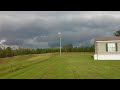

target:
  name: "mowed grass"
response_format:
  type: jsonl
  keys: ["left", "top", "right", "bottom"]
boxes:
{"left": 0, "top": 52, "right": 120, "bottom": 79}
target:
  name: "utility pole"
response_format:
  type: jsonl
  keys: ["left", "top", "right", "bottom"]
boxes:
{"left": 58, "top": 32, "right": 62, "bottom": 56}
{"left": 60, "top": 37, "right": 61, "bottom": 56}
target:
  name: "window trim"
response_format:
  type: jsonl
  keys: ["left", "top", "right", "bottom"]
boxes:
{"left": 106, "top": 43, "right": 118, "bottom": 52}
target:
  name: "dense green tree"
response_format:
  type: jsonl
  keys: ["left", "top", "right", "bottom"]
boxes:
{"left": 63, "top": 44, "right": 73, "bottom": 52}
{"left": 5, "top": 47, "right": 13, "bottom": 57}
{"left": 114, "top": 30, "right": 120, "bottom": 37}
{"left": 0, "top": 44, "right": 95, "bottom": 58}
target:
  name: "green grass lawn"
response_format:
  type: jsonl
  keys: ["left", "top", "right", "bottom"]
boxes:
{"left": 0, "top": 52, "right": 120, "bottom": 79}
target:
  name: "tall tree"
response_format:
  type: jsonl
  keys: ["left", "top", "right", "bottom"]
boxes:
{"left": 63, "top": 44, "right": 73, "bottom": 52}
{"left": 5, "top": 47, "right": 13, "bottom": 57}
{"left": 113, "top": 30, "right": 120, "bottom": 37}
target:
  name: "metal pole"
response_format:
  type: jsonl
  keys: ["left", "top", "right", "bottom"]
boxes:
{"left": 60, "top": 37, "right": 61, "bottom": 56}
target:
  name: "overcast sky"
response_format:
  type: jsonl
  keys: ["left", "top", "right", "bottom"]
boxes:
{"left": 0, "top": 11, "right": 120, "bottom": 48}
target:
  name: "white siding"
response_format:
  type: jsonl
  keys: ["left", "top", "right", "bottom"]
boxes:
{"left": 94, "top": 54, "right": 120, "bottom": 60}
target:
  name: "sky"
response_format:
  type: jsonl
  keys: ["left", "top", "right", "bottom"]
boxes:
{"left": 0, "top": 11, "right": 120, "bottom": 48}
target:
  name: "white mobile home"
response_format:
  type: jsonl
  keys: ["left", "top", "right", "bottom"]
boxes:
{"left": 94, "top": 36, "right": 120, "bottom": 60}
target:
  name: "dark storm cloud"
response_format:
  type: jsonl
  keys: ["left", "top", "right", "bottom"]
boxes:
{"left": 0, "top": 11, "right": 120, "bottom": 48}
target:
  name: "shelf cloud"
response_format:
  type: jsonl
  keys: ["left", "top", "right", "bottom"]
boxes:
{"left": 0, "top": 11, "right": 120, "bottom": 48}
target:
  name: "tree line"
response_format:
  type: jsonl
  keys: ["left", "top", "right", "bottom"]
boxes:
{"left": 0, "top": 29, "right": 120, "bottom": 58}
{"left": 0, "top": 44, "right": 94, "bottom": 58}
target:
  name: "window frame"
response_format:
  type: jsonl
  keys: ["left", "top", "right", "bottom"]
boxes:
{"left": 106, "top": 43, "right": 117, "bottom": 52}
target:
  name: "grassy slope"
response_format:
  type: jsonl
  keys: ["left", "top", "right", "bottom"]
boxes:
{"left": 0, "top": 52, "right": 120, "bottom": 79}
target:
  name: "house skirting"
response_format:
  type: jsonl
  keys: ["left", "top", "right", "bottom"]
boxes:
{"left": 94, "top": 54, "right": 120, "bottom": 60}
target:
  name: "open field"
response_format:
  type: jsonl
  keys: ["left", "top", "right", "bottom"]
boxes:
{"left": 0, "top": 52, "right": 120, "bottom": 79}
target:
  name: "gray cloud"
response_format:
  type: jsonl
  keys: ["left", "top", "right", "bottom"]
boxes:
{"left": 0, "top": 11, "right": 120, "bottom": 48}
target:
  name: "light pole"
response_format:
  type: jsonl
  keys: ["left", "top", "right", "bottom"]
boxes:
{"left": 58, "top": 32, "right": 62, "bottom": 56}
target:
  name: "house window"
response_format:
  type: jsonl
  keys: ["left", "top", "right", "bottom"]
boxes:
{"left": 106, "top": 43, "right": 117, "bottom": 52}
